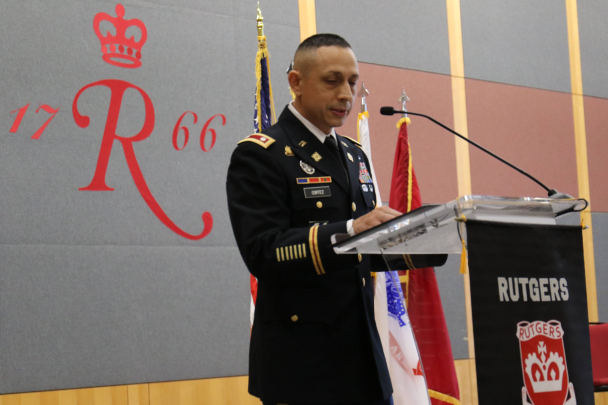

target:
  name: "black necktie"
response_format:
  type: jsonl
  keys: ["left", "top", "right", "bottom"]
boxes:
{"left": 325, "top": 135, "right": 341, "bottom": 160}
{"left": 325, "top": 135, "right": 350, "bottom": 185}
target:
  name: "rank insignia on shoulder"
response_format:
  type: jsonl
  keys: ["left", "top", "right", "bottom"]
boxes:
{"left": 342, "top": 136, "right": 362, "bottom": 147}
{"left": 285, "top": 146, "right": 295, "bottom": 156}
{"left": 296, "top": 177, "right": 331, "bottom": 184}
{"left": 311, "top": 152, "right": 322, "bottom": 162}
{"left": 300, "top": 160, "right": 315, "bottom": 175}
{"left": 237, "top": 134, "right": 275, "bottom": 148}
{"left": 299, "top": 140, "right": 307, "bottom": 147}
{"left": 341, "top": 141, "right": 348, "bottom": 148}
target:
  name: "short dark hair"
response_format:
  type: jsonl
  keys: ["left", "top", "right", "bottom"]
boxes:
{"left": 296, "top": 33, "right": 351, "bottom": 52}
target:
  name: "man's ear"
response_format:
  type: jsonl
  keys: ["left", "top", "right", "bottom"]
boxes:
{"left": 288, "top": 70, "right": 303, "bottom": 97}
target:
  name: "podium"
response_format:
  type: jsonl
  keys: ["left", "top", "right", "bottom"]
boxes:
{"left": 333, "top": 195, "right": 594, "bottom": 405}
{"left": 332, "top": 195, "right": 586, "bottom": 255}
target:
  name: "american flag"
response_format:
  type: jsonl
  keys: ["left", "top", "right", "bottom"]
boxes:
{"left": 250, "top": 28, "right": 275, "bottom": 326}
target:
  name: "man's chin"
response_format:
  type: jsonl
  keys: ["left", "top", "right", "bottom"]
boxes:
{"left": 328, "top": 116, "right": 348, "bottom": 129}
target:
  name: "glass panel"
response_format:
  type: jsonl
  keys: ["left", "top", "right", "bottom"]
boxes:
{"left": 332, "top": 195, "right": 585, "bottom": 255}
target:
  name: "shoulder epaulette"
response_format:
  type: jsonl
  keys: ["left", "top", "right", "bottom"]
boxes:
{"left": 342, "top": 136, "right": 362, "bottom": 148}
{"left": 237, "top": 133, "right": 275, "bottom": 149}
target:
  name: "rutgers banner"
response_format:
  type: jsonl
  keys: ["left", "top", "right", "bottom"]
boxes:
{"left": 466, "top": 220, "right": 594, "bottom": 405}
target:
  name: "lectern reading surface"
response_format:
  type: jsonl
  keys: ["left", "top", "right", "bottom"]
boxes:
{"left": 332, "top": 195, "right": 586, "bottom": 255}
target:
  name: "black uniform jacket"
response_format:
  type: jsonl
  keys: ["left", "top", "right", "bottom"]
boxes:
{"left": 226, "top": 107, "right": 446, "bottom": 404}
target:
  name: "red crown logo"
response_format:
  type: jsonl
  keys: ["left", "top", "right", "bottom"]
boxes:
{"left": 94, "top": 4, "right": 147, "bottom": 69}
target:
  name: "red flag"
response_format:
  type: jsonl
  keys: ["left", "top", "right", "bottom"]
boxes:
{"left": 389, "top": 118, "right": 460, "bottom": 405}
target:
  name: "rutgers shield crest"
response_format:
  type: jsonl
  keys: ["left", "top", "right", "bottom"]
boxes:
{"left": 517, "top": 320, "right": 577, "bottom": 405}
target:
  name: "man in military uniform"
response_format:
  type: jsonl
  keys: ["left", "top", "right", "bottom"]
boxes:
{"left": 226, "top": 34, "right": 446, "bottom": 405}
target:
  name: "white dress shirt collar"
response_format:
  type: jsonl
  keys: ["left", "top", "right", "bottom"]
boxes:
{"left": 288, "top": 102, "right": 337, "bottom": 143}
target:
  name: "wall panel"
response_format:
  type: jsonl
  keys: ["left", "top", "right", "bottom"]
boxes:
{"left": 0, "top": 245, "right": 249, "bottom": 393}
{"left": 578, "top": 0, "right": 608, "bottom": 99}
{"left": 316, "top": 0, "right": 450, "bottom": 75}
{"left": 0, "top": 0, "right": 300, "bottom": 394}
{"left": 584, "top": 96, "right": 608, "bottom": 213}
{"left": 590, "top": 213, "right": 608, "bottom": 322}
{"left": 341, "top": 63, "right": 457, "bottom": 204}
{"left": 461, "top": 0, "right": 571, "bottom": 93}
{"left": 466, "top": 79, "right": 578, "bottom": 198}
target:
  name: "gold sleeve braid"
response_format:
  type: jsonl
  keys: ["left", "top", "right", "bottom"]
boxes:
{"left": 276, "top": 244, "right": 308, "bottom": 263}
{"left": 309, "top": 225, "right": 325, "bottom": 275}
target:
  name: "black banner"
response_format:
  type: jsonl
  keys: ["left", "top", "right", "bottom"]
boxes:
{"left": 467, "top": 220, "right": 593, "bottom": 405}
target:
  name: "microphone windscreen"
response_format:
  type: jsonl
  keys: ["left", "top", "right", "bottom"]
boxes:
{"left": 380, "top": 107, "right": 395, "bottom": 116}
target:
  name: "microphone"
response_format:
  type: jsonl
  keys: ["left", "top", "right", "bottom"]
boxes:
{"left": 380, "top": 107, "right": 399, "bottom": 116}
{"left": 380, "top": 106, "right": 563, "bottom": 197}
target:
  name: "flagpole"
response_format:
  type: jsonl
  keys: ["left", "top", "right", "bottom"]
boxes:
{"left": 251, "top": 2, "right": 277, "bottom": 328}
{"left": 389, "top": 89, "right": 461, "bottom": 405}
{"left": 255, "top": 2, "right": 276, "bottom": 126}
{"left": 359, "top": 82, "right": 368, "bottom": 113}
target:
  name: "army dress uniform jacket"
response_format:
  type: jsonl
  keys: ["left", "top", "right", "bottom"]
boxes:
{"left": 226, "top": 107, "right": 446, "bottom": 404}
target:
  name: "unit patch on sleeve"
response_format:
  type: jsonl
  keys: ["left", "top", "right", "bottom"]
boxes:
{"left": 237, "top": 133, "right": 276, "bottom": 148}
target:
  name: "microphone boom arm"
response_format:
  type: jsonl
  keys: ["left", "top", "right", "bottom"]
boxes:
{"left": 398, "top": 110, "right": 556, "bottom": 196}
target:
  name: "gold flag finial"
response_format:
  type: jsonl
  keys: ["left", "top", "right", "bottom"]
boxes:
{"left": 257, "top": 2, "right": 264, "bottom": 37}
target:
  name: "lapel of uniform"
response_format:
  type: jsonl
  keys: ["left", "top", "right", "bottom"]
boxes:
{"left": 337, "top": 134, "right": 360, "bottom": 200}
{"left": 278, "top": 109, "right": 350, "bottom": 194}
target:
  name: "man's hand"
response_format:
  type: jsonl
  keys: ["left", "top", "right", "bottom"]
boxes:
{"left": 352, "top": 206, "right": 402, "bottom": 235}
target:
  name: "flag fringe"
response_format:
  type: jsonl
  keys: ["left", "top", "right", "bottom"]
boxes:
{"left": 396, "top": 116, "right": 411, "bottom": 129}
{"left": 458, "top": 215, "right": 468, "bottom": 274}
{"left": 357, "top": 111, "right": 369, "bottom": 142}
{"left": 255, "top": 36, "right": 276, "bottom": 128}
{"left": 428, "top": 389, "right": 462, "bottom": 405}
{"left": 407, "top": 141, "right": 413, "bottom": 213}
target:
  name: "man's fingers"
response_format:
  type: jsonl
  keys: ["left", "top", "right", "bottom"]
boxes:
{"left": 375, "top": 206, "right": 402, "bottom": 216}
{"left": 352, "top": 206, "right": 403, "bottom": 234}
{"left": 373, "top": 207, "right": 402, "bottom": 221}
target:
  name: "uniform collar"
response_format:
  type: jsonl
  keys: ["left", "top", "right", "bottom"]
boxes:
{"left": 288, "top": 102, "right": 337, "bottom": 144}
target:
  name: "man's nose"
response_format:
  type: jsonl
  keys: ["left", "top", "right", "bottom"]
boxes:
{"left": 337, "top": 82, "right": 354, "bottom": 101}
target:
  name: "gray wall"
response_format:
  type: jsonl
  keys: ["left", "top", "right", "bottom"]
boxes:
{"left": 2, "top": 0, "right": 607, "bottom": 394}
{"left": 0, "top": 0, "right": 298, "bottom": 394}
{"left": 316, "top": 0, "right": 451, "bottom": 75}
{"left": 436, "top": 255, "right": 468, "bottom": 360}
{"left": 579, "top": 0, "right": 608, "bottom": 98}
{"left": 460, "top": 0, "right": 571, "bottom": 93}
